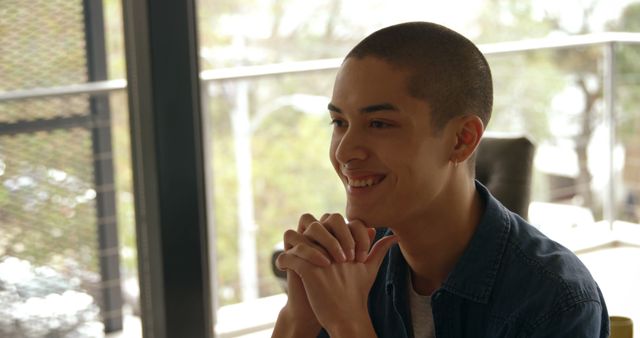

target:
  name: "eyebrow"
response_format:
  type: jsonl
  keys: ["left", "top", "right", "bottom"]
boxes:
{"left": 327, "top": 102, "right": 399, "bottom": 114}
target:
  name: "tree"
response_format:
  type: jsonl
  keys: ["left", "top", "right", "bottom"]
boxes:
{"left": 194, "top": 0, "right": 640, "bottom": 305}
{"left": 473, "top": 0, "right": 631, "bottom": 214}
{"left": 473, "top": 0, "right": 564, "bottom": 201}
{"left": 546, "top": 2, "right": 604, "bottom": 211}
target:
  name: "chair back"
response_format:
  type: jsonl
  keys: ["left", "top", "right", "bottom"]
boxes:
{"left": 475, "top": 135, "right": 535, "bottom": 219}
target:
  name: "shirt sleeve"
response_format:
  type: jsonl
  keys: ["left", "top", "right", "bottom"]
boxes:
{"left": 530, "top": 300, "right": 609, "bottom": 338}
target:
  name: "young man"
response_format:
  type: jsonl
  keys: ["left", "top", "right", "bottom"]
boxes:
{"left": 272, "top": 22, "right": 609, "bottom": 338}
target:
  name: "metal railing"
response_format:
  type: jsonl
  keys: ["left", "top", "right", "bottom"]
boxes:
{"left": 0, "top": 32, "right": 640, "bottom": 103}
{"left": 2, "top": 32, "right": 639, "bottom": 102}
{"left": 2, "top": 32, "right": 640, "bottom": 228}
{"left": 0, "top": 79, "right": 127, "bottom": 102}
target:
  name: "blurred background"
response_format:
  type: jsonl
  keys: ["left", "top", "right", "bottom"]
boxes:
{"left": 1, "top": 0, "right": 640, "bottom": 337}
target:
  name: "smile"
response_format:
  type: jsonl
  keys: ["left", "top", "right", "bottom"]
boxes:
{"left": 347, "top": 175, "right": 386, "bottom": 188}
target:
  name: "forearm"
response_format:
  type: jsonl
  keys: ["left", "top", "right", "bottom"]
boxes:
{"left": 271, "top": 306, "right": 322, "bottom": 338}
{"left": 327, "top": 328, "right": 377, "bottom": 338}
{"left": 324, "top": 314, "right": 378, "bottom": 338}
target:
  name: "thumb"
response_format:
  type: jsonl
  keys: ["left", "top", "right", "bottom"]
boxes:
{"left": 366, "top": 228, "right": 376, "bottom": 249}
{"left": 364, "top": 235, "right": 398, "bottom": 273}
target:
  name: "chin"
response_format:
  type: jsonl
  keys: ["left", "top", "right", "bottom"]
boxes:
{"left": 345, "top": 207, "right": 387, "bottom": 228}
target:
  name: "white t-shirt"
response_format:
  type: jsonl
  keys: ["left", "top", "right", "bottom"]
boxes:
{"left": 408, "top": 273, "right": 436, "bottom": 338}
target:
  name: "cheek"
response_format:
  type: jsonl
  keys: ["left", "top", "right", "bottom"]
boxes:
{"left": 394, "top": 152, "right": 439, "bottom": 190}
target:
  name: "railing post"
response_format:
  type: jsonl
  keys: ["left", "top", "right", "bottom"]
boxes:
{"left": 603, "top": 41, "right": 617, "bottom": 230}
{"left": 123, "top": 0, "right": 213, "bottom": 336}
{"left": 83, "top": 0, "right": 123, "bottom": 332}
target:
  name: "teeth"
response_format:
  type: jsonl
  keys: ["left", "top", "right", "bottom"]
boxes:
{"left": 349, "top": 177, "right": 381, "bottom": 188}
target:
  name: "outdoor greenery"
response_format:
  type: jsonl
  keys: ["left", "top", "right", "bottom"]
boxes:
{"left": 192, "top": 0, "right": 640, "bottom": 306}
{"left": 0, "top": 0, "right": 100, "bottom": 283}
{"left": 1, "top": 0, "right": 638, "bottom": 314}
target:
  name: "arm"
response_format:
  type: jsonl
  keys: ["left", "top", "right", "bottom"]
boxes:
{"left": 530, "top": 301, "right": 609, "bottom": 338}
{"left": 272, "top": 214, "right": 329, "bottom": 338}
{"left": 273, "top": 213, "right": 395, "bottom": 337}
{"left": 272, "top": 277, "right": 322, "bottom": 338}
{"left": 272, "top": 213, "right": 374, "bottom": 338}
{"left": 277, "top": 231, "right": 398, "bottom": 338}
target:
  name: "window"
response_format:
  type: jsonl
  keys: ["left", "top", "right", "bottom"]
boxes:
{"left": 194, "top": 1, "right": 640, "bottom": 336}
{"left": 0, "top": 0, "right": 136, "bottom": 337}
{"left": 2, "top": 1, "right": 639, "bottom": 337}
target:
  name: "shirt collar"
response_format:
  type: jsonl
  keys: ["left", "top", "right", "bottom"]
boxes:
{"left": 440, "top": 180, "right": 511, "bottom": 303}
{"left": 384, "top": 240, "right": 407, "bottom": 296}
{"left": 383, "top": 180, "right": 512, "bottom": 304}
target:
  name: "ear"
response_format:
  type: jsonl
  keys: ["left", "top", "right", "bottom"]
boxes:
{"left": 450, "top": 115, "right": 484, "bottom": 165}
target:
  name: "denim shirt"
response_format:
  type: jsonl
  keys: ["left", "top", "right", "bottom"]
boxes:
{"left": 319, "top": 181, "right": 609, "bottom": 337}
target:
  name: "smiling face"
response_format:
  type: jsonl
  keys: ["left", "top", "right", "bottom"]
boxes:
{"left": 329, "top": 56, "right": 455, "bottom": 228}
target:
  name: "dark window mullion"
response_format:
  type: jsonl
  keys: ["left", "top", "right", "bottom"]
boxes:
{"left": 122, "top": 0, "right": 213, "bottom": 337}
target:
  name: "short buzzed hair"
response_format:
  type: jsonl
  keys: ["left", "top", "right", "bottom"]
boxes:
{"left": 346, "top": 22, "right": 493, "bottom": 132}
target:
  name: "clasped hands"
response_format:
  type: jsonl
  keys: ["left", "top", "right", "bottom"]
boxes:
{"left": 274, "top": 213, "right": 398, "bottom": 337}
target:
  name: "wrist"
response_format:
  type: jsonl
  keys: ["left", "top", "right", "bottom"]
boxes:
{"left": 325, "top": 315, "right": 376, "bottom": 338}
{"left": 272, "top": 305, "right": 321, "bottom": 338}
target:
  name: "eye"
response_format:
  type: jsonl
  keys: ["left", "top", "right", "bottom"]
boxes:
{"left": 370, "top": 120, "right": 392, "bottom": 129}
{"left": 330, "top": 118, "right": 347, "bottom": 128}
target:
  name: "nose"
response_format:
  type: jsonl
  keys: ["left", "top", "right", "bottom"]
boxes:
{"left": 333, "top": 126, "right": 368, "bottom": 166}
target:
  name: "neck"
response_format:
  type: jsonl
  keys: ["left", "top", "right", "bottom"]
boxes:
{"left": 393, "top": 177, "right": 483, "bottom": 296}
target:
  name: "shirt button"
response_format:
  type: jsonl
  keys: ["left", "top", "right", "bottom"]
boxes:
{"left": 432, "top": 291, "right": 441, "bottom": 301}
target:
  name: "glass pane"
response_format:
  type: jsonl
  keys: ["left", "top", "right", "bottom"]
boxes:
{"left": 203, "top": 71, "right": 344, "bottom": 335}
{"left": 106, "top": 90, "right": 142, "bottom": 338}
{"left": 0, "top": 0, "right": 140, "bottom": 337}
{"left": 486, "top": 46, "right": 612, "bottom": 245}
{"left": 486, "top": 43, "right": 640, "bottom": 329}
{"left": 0, "top": 123, "right": 104, "bottom": 337}
{"left": 196, "top": 1, "right": 640, "bottom": 336}
{"left": 617, "top": 43, "right": 640, "bottom": 225}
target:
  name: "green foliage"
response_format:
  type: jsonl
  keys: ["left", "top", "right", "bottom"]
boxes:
{"left": 486, "top": 51, "right": 562, "bottom": 141}
{"left": 9, "top": 0, "right": 635, "bottom": 310}
{"left": 199, "top": 0, "right": 640, "bottom": 305}
{"left": 474, "top": 0, "right": 555, "bottom": 43}
{"left": 207, "top": 72, "right": 345, "bottom": 304}
{"left": 253, "top": 113, "right": 345, "bottom": 297}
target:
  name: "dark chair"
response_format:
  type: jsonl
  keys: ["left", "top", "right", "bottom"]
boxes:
{"left": 475, "top": 134, "right": 535, "bottom": 220}
{"left": 271, "top": 135, "right": 536, "bottom": 285}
